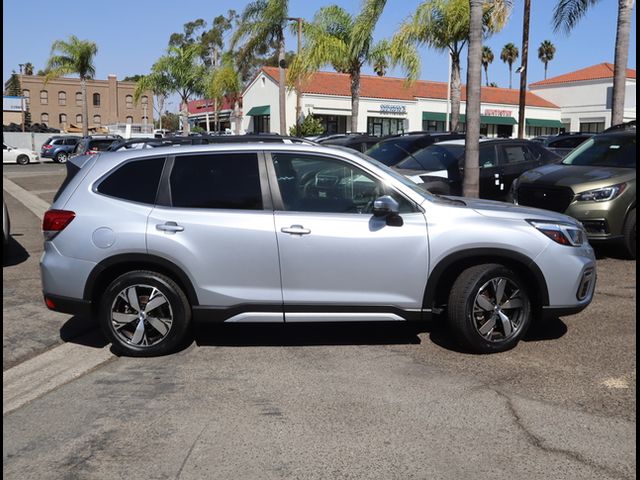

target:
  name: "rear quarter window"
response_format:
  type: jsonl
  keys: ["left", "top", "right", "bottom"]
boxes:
{"left": 97, "top": 157, "right": 165, "bottom": 204}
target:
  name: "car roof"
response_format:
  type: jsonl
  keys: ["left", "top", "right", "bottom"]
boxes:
{"left": 430, "top": 138, "right": 504, "bottom": 146}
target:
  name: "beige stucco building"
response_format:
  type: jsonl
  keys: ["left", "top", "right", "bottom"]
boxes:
{"left": 14, "top": 74, "right": 151, "bottom": 130}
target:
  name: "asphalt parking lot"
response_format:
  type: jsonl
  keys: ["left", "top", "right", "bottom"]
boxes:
{"left": 3, "top": 162, "right": 636, "bottom": 480}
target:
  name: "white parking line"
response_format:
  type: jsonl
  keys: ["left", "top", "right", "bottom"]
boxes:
{"left": 3, "top": 336, "right": 115, "bottom": 415}
{"left": 2, "top": 176, "right": 51, "bottom": 219}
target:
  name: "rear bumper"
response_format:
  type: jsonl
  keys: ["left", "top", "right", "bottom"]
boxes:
{"left": 43, "top": 293, "right": 91, "bottom": 316}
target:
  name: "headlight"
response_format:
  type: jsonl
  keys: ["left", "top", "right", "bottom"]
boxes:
{"left": 576, "top": 183, "right": 626, "bottom": 202}
{"left": 527, "top": 219, "right": 586, "bottom": 247}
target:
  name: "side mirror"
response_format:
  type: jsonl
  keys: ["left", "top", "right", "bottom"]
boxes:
{"left": 372, "top": 195, "right": 400, "bottom": 217}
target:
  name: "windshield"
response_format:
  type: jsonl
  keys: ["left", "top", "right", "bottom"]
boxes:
{"left": 396, "top": 144, "right": 464, "bottom": 171}
{"left": 365, "top": 138, "right": 418, "bottom": 166}
{"left": 561, "top": 135, "right": 636, "bottom": 168}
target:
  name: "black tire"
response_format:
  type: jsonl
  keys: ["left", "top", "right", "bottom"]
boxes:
{"left": 622, "top": 209, "right": 636, "bottom": 259}
{"left": 99, "top": 270, "right": 192, "bottom": 357}
{"left": 16, "top": 155, "right": 29, "bottom": 165}
{"left": 55, "top": 152, "right": 68, "bottom": 163}
{"left": 448, "top": 264, "right": 532, "bottom": 353}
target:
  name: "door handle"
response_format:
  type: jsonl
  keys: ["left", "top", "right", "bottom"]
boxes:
{"left": 156, "top": 221, "right": 184, "bottom": 233}
{"left": 281, "top": 225, "right": 311, "bottom": 235}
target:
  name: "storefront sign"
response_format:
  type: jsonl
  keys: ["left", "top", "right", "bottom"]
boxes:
{"left": 483, "top": 109, "right": 512, "bottom": 117}
{"left": 380, "top": 104, "right": 407, "bottom": 115}
{"left": 3, "top": 96, "right": 24, "bottom": 112}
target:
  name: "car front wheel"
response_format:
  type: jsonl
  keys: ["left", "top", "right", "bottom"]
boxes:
{"left": 622, "top": 209, "right": 635, "bottom": 259}
{"left": 448, "top": 264, "right": 532, "bottom": 353}
{"left": 99, "top": 271, "right": 192, "bottom": 357}
{"left": 16, "top": 155, "right": 29, "bottom": 165}
{"left": 55, "top": 152, "right": 68, "bottom": 163}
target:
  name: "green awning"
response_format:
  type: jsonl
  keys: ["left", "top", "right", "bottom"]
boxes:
{"left": 480, "top": 115, "right": 517, "bottom": 125}
{"left": 246, "top": 105, "right": 270, "bottom": 116}
{"left": 422, "top": 112, "right": 447, "bottom": 121}
{"left": 526, "top": 118, "right": 563, "bottom": 128}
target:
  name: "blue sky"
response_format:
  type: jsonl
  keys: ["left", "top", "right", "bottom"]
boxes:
{"left": 3, "top": 0, "right": 636, "bottom": 112}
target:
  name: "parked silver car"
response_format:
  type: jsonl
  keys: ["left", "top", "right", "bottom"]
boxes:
{"left": 41, "top": 144, "right": 596, "bottom": 356}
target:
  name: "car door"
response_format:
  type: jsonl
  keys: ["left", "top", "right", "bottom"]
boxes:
{"left": 146, "top": 151, "right": 284, "bottom": 321}
{"left": 477, "top": 144, "right": 503, "bottom": 200}
{"left": 268, "top": 151, "right": 429, "bottom": 321}
{"left": 496, "top": 142, "right": 537, "bottom": 200}
{"left": 3, "top": 144, "right": 17, "bottom": 163}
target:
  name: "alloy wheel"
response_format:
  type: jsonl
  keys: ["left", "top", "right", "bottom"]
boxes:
{"left": 472, "top": 277, "right": 527, "bottom": 343}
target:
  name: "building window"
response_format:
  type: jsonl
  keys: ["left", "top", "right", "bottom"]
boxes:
{"left": 315, "top": 115, "right": 347, "bottom": 135}
{"left": 76, "top": 114, "right": 83, "bottom": 124}
{"left": 58, "top": 91, "right": 66, "bottom": 106}
{"left": 126, "top": 116, "right": 133, "bottom": 124}
{"left": 93, "top": 93, "right": 101, "bottom": 107}
{"left": 126, "top": 95, "right": 133, "bottom": 109}
{"left": 367, "top": 117, "right": 405, "bottom": 136}
{"left": 253, "top": 115, "right": 270, "bottom": 133}
{"left": 41, "top": 113, "right": 49, "bottom": 124}
{"left": 422, "top": 120, "right": 445, "bottom": 132}
{"left": 40, "top": 90, "right": 48, "bottom": 105}
{"left": 59, "top": 114, "right": 67, "bottom": 125}
{"left": 93, "top": 115, "right": 101, "bottom": 126}
{"left": 76, "top": 92, "right": 83, "bottom": 106}
{"left": 579, "top": 121, "right": 605, "bottom": 134}
{"left": 141, "top": 95, "right": 148, "bottom": 105}
{"left": 22, "top": 89, "right": 30, "bottom": 106}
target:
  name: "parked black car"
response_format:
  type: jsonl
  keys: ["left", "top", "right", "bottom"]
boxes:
{"left": 40, "top": 136, "right": 80, "bottom": 163}
{"left": 365, "top": 131, "right": 466, "bottom": 167}
{"left": 544, "top": 133, "right": 594, "bottom": 158}
{"left": 317, "top": 133, "right": 380, "bottom": 153}
{"left": 392, "top": 138, "right": 561, "bottom": 200}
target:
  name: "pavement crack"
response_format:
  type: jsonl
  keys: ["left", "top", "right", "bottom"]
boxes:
{"left": 493, "top": 388, "right": 632, "bottom": 480}
{"left": 175, "top": 423, "right": 208, "bottom": 480}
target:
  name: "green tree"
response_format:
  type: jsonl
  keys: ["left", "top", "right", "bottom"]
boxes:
{"left": 553, "top": 0, "right": 634, "bottom": 126}
{"left": 481, "top": 45, "right": 494, "bottom": 86}
{"left": 500, "top": 42, "right": 519, "bottom": 89}
{"left": 232, "top": 0, "right": 291, "bottom": 134}
{"left": 5, "top": 72, "right": 21, "bottom": 96}
{"left": 537, "top": 40, "right": 556, "bottom": 79}
{"left": 391, "top": 0, "right": 511, "bottom": 131}
{"left": 145, "top": 44, "right": 207, "bottom": 135}
{"left": 44, "top": 35, "right": 98, "bottom": 137}
{"left": 206, "top": 53, "right": 243, "bottom": 134}
{"left": 123, "top": 74, "right": 145, "bottom": 82}
{"left": 288, "top": 112, "right": 324, "bottom": 136}
{"left": 290, "top": 0, "right": 401, "bottom": 132}
{"left": 134, "top": 70, "right": 172, "bottom": 131}
{"left": 158, "top": 111, "right": 180, "bottom": 131}
{"left": 464, "top": 0, "right": 485, "bottom": 198}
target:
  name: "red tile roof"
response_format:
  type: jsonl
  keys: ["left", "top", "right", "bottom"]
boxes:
{"left": 261, "top": 66, "right": 558, "bottom": 108}
{"left": 530, "top": 62, "right": 636, "bottom": 87}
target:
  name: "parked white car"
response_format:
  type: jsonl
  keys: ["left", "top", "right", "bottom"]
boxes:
{"left": 3, "top": 143, "right": 39, "bottom": 165}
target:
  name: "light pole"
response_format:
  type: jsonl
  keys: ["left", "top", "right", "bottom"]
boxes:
{"left": 287, "top": 17, "right": 303, "bottom": 136}
{"left": 18, "top": 64, "right": 25, "bottom": 131}
{"left": 517, "top": 0, "right": 531, "bottom": 139}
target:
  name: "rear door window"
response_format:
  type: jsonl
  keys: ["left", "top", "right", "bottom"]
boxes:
{"left": 97, "top": 157, "right": 165, "bottom": 204}
{"left": 170, "top": 153, "right": 263, "bottom": 210}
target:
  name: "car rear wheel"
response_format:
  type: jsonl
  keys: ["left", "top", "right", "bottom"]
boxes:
{"left": 99, "top": 271, "right": 192, "bottom": 357}
{"left": 55, "top": 152, "right": 68, "bottom": 163}
{"left": 622, "top": 209, "right": 636, "bottom": 259}
{"left": 448, "top": 264, "right": 532, "bottom": 353}
{"left": 16, "top": 155, "right": 29, "bottom": 165}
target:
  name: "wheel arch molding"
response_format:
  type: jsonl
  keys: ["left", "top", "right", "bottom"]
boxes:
{"left": 423, "top": 248, "right": 549, "bottom": 311}
{"left": 83, "top": 253, "right": 199, "bottom": 307}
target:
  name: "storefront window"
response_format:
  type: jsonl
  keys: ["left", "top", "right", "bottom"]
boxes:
{"left": 422, "top": 120, "right": 445, "bottom": 132}
{"left": 254, "top": 115, "right": 270, "bottom": 133}
{"left": 579, "top": 122, "right": 605, "bottom": 134}
{"left": 315, "top": 115, "right": 347, "bottom": 135}
{"left": 367, "top": 117, "right": 405, "bottom": 136}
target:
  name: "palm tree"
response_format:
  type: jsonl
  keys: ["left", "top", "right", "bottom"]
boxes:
{"left": 500, "top": 42, "right": 519, "bottom": 89}
{"left": 289, "top": 0, "right": 396, "bottom": 132}
{"left": 23, "top": 63, "right": 34, "bottom": 75}
{"left": 207, "top": 53, "right": 243, "bottom": 134}
{"left": 464, "top": 0, "right": 484, "bottom": 198}
{"left": 553, "top": 0, "right": 634, "bottom": 126}
{"left": 45, "top": 36, "right": 98, "bottom": 137}
{"left": 391, "top": 0, "right": 511, "bottom": 132}
{"left": 481, "top": 46, "right": 494, "bottom": 86}
{"left": 233, "top": 0, "right": 290, "bottom": 134}
{"left": 147, "top": 44, "right": 207, "bottom": 135}
{"left": 537, "top": 40, "right": 556, "bottom": 79}
{"left": 134, "top": 71, "right": 172, "bottom": 131}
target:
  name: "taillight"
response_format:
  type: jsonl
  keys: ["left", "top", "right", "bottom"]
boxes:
{"left": 43, "top": 210, "right": 75, "bottom": 240}
{"left": 43, "top": 145, "right": 54, "bottom": 149}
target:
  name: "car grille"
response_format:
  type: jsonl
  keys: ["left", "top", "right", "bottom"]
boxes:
{"left": 516, "top": 185, "right": 575, "bottom": 213}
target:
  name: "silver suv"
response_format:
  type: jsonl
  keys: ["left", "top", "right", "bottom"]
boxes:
{"left": 41, "top": 144, "right": 596, "bottom": 356}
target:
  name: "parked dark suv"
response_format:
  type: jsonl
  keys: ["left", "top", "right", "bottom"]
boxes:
{"left": 317, "top": 133, "right": 380, "bottom": 153}
{"left": 392, "top": 138, "right": 560, "bottom": 200}
{"left": 545, "top": 133, "right": 594, "bottom": 158}
{"left": 40, "top": 136, "right": 80, "bottom": 163}
{"left": 71, "top": 135, "right": 122, "bottom": 157}
{"left": 365, "top": 132, "right": 466, "bottom": 167}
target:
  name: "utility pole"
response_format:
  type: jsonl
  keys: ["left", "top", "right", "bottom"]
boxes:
{"left": 212, "top": 47, "right": 219, "bottom": 133}
{"left": 18, "top": 64, "right": 25, "bottom": 132}
{"left": 517, "top": 0, "right": 531, "bottom": 139}
{"left": 288, "top": 17, "right": 303, "bottom": 136}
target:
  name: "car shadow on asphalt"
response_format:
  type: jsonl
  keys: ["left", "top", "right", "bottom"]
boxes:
{"left": 593, "top": 244, "right": 634, "bottom": 260}
{"left": 2, "top": 235, "right": 29, "bottom": 267}
{"left": 59, "top": 315, "right": 108, "bottom": 348}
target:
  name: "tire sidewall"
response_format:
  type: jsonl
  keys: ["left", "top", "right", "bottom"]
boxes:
{"left": 56, "top": 152, "right": 68, "bottom": 163}
{"left": 16, "top": 155, "right": 29, "bottom": 165}
{"left": 459, "top": 265, "right": 532, "bottom": 353}
{"left": 99, "top": 271, "right": 191, "bottom": 357}
{"left": 623, "top": 209, "right": 636, "bottom": 259}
